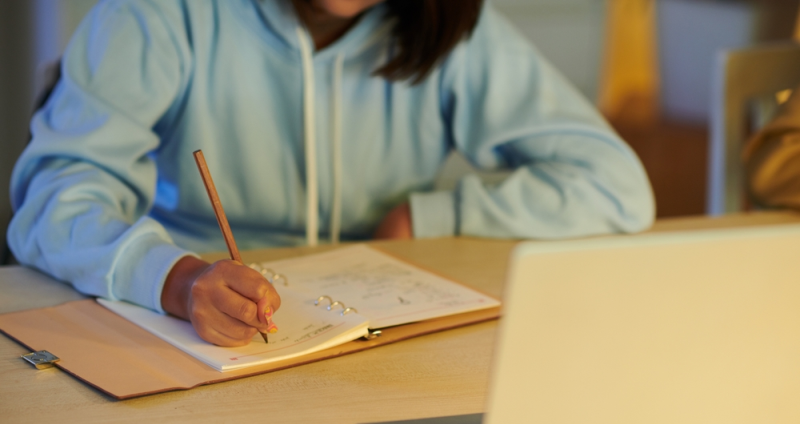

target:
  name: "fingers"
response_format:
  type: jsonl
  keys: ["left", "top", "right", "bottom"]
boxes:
{"left": 213, "top": 285, "right": 266, "bottom": 329}
{"left": 220, "top": 261, "right": 281, "bottom": 323}
{"left": 218, "top": 261, "right": 282, "bottom": 313}
{"left": 224, "top": 263, "right": 273, "bottom": 301}
{"left": 187, "top": 259, "right": 283, "bottom": 347}
{"left": 189, "top": 295, "right": 262, "bottom": 346}
{"left": 194, "top": 315, "right": 258, "bottom": 347}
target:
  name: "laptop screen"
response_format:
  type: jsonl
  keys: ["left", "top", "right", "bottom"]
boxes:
{"left": 485, "top": 224, "right": 800, "bottom": 423}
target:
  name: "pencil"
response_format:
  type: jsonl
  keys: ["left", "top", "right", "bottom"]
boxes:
{"left": 193, "top": 149, "right": 270, "bottom": 344}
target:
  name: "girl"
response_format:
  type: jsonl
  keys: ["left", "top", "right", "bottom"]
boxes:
{"left": 8, "top": 0, "right": 655, "bottom": 346}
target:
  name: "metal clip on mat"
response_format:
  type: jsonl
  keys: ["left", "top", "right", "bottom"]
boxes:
{"left": 21, "top": 350, "right": 60, "bottom": 369}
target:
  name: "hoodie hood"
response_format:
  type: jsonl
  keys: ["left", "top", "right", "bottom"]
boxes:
{"left": 253, "top": 0, "right": 393, "bottom": 60}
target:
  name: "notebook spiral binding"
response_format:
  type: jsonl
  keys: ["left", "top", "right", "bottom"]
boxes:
{"left": 314, "top": 296, "right": 381, "bottom": 340}
{"left": 249, "top": 263, "right": 289, "bottom": 286}
{"left": 314, "top": 295, "right": 358, "bottom": 316}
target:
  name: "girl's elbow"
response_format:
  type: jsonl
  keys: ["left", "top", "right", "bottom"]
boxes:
{"left": 618, "top": 181, "right": 656, "bottom": 234}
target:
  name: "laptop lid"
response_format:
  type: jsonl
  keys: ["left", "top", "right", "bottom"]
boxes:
{"left": 485, "top": 224, "right": 800, "bottom": 424}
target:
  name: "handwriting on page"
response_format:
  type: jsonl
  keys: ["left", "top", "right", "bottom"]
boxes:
{"left": 313, "top": 262, "right": 461, "bottom": 304}
{"left": 295, "top": 324, "right": 334, "bottom": 343}
{"left": 262, "top": 245, "right": 499, "bottom": 329}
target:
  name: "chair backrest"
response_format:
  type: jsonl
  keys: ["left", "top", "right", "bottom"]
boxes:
{"left": 708, "top": 42, "right": 800, "bottom": 215}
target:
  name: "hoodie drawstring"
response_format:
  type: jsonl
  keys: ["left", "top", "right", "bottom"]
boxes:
{"left": 296, "top": 28, "right": 344, "bottom": 246}
{"left": 296, "top": 28, "right": 319, "bottom": 247}
{"left": 330, "top": 54, "right": 344, "bottom": 245}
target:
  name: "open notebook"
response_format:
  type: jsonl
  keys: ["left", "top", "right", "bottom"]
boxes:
{"left": 99, "top": 245, "right": 500, "bottom": 372}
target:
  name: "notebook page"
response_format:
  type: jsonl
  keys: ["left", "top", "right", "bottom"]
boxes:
{"left": 258, "top": 245, "right": 501, "bottom": 328}
{"left": 98, "top": 287, "right": 369, "bottom": 372}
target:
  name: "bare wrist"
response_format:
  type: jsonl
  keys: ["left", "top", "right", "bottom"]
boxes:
{"left": 161, "top": 256, "right": 210, "bottom": 319}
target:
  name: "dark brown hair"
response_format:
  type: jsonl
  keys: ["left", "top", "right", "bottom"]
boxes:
{"left": 377, "top": 0, "right": 484, "bottom": 84}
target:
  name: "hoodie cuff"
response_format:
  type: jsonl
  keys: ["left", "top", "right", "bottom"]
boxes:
{"left": 112, "top": 236, "right": 198, "bottom": 314}
{"left": 410, "top": 191, "right": 458, "bottom": 238}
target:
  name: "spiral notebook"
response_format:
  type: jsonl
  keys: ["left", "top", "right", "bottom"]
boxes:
{"left": 99, "top": 245, "right": 500, "bottom": 372}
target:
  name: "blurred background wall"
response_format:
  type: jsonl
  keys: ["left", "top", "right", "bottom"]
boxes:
{"left": 0, "top": 1, "right": 35, "bottom": 257}
{"left": 494, "top": 0, "right": 607, "bottom": 102}
{"left": 657, "top": 0, "right": 799, "bottom": 123}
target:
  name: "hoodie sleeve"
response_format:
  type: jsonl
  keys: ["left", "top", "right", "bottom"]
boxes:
{"left": 7, "top": 0, "right": 194, "bottom": 312}
{"left": 410, "top": 6, "right": 655, "bottom": 240}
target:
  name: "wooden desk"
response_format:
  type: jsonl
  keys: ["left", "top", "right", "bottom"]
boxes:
{"left": 2, "top": 212, "right": 799, "bottom": 423}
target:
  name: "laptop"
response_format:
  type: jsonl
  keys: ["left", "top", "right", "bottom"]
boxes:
{"left": 373, "top": 224, "right": 800, "bottom": 424}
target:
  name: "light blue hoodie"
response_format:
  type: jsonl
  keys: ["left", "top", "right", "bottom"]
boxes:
{"left": 9, "top": 0, "right": 655, "bottom": 312}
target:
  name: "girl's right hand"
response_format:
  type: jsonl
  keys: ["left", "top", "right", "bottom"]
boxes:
{"left": 161, "top": 256, "right": 281, "bottom": 346}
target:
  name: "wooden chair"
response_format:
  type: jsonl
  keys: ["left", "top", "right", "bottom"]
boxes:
{"left": 707, "top": 42, "right": 800, "bottom": 215}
